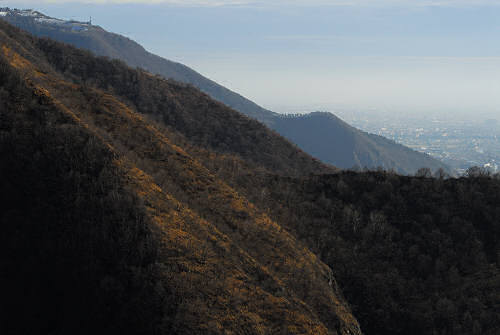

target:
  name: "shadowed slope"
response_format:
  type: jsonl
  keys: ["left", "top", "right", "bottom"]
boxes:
{"left": 0, "top": 20, "right": 360, "bottom": 335}
{"left": 220, "top": 170, "right": 500, "bottom": 335}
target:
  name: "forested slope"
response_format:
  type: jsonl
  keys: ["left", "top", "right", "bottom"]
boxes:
{"left": 0, "top": 20, "right": 358, "bottom": 335}
{"left": 2, "top": 16, "right": 500, "bottom": 335}
{"left": 2, "top": 10, "right": 277, "bottom": 124}
{"left": 223, "top": 170, "right": 500, "bottom": 335}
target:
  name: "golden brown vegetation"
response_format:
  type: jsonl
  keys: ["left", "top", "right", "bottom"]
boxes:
{"left": 0, "top": 20, "right": 359, "bottom": 335}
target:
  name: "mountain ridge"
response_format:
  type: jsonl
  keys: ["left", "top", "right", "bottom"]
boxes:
{"left": 0, "top": 7, "right": 278, "bottom": 124}
{"left": 0, "top": 18, "right": 359, "bottom": 334}
{"left": 1, "top": 7, "right": 452, "bottom": 175}
{"left": 273, "top": 112, "right": 451, "bottom": 174}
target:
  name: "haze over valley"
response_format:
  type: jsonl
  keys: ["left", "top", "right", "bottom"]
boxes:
{"left": 9, "top": 0, "right": 500, "bottom": 120}
{"left": 8, "top": 0, "right": 500, "bottom": 174}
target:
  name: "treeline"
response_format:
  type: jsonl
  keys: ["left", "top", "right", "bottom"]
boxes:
{"left": 32, "top": 36, "right": 331, "bottom": 176}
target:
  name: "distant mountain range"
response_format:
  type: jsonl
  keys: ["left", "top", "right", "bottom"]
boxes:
{"left": 1, "top": 8, "right": 452, "bottom": 175}
{"left": 273, "top": 112, "right": 451, "bottom": 174}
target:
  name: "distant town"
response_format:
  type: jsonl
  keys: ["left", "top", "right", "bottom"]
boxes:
{"left": 278, "top": 106, "right": 500, "bottom": 175}
{"left": 343, "top": 113, "right": 500, "bottom": 175}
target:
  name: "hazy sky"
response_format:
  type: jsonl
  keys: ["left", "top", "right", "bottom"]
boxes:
{"left": 5, "top": 0, "right": 500, "bottom": 118}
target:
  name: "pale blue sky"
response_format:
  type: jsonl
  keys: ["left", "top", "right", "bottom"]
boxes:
{"left": 5, "top": 0, "right": 500, "bottom": 118}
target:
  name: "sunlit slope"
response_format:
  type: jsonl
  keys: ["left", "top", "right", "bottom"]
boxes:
{"left": 2, "top": 10, "right": 277, "bottom": 124}
{"left": 0, "top": 21, "right": 360, "bottom": 335}
{"left": 30, "top": 36, "right": 332, "bottom": 176}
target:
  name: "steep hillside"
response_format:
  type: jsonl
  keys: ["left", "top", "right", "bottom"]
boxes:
{"left": 1, "top": 8, "right": 452, "bottom": 175}
{"left": 29, "top": 36, "right": 331, "bottom": 177}
{"left": 224, "top": 170, "right": 500, "bottom": 335}
{"left": 1, "top": 8, "right": 277, "bottom": 124}
{"left": 273, "top": 112, "right": 451, "bottom": 175}
{"left": 0, "top": 19, "right": 359, "bottom": 335}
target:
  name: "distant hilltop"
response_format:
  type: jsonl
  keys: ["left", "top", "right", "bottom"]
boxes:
{"left": 0, "top": 8, "right": 91, "bottom": 31}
